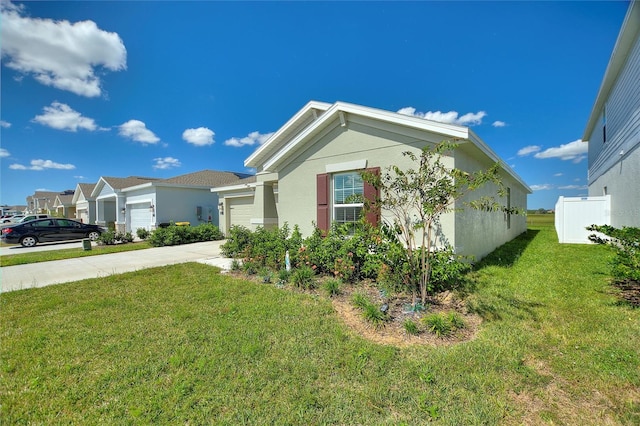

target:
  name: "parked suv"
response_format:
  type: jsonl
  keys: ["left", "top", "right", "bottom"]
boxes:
{"left": 18, "top": 214, "right": 50, "bottom": 223}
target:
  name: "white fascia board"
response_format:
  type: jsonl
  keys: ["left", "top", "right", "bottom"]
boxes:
{"left": 90, "top": 178, "right": 108, "bottom": 198}
{"left": 245, "top": 100, "right": 332, "bottom": 168}
{"left": 71, "top": 184, "right": 82, "bottom": 204}
{"left": 125, "top": 199, "right": 153, "bottom": 205}
{"left": 121, "top": 182, "right": 155, "bottom": 193}
{"left": 468, "top": 130, "right": 532, "bottom": 193}
{"left": 211, "top": 182, "right": 257, "bottom": 193}
{"left": 263, "top": 102, "right": 470, "bottom": 171}
{"left": 583, "top": 1, "right": 640, "bottom": 140}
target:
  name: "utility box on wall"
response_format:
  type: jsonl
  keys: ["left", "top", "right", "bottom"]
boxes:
{"left": 555, "top": 195, "right": 611, "bottom": 244}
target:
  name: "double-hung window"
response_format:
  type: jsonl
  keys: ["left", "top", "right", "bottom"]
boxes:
{"left": 333, "top": 172, "right": 364, "bottom": 227}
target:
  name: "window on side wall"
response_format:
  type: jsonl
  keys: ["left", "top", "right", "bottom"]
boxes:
{"left": 333, "top": 172, "right": 364, "bottom": 232}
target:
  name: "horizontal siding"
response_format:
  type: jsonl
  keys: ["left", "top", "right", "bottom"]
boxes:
{"left": 589, "top": 31, "right": 640, "bottom": 183}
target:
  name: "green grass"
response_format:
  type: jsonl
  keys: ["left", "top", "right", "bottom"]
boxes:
{"left": 0, "top": 241, "right": 153, "bottom": 267}
{"left": 526, "top": 213, "right": 555, "bottom": 227}
{"left": 1, "top": 225, "right": 639, "bottom": 424}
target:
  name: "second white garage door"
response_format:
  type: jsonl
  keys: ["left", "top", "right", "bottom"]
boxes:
{"left": 129, "top": 202, "right": 152, "bottom": 232}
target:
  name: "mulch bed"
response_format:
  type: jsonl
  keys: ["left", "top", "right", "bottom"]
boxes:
{"left": 613, "top": 279, "right": 640, "bottom": 307}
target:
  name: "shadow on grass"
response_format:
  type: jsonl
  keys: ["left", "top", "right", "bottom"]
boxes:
{"left": 473, "top": 229, "right": 540, "bottom": 270}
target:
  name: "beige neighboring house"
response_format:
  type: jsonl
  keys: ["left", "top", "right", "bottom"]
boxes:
{"left": 72, "top": 183, "right": 97, "bottom": 224}
{"left": 26, "top": 190, "right": 73, "bottom": 214}
{"left": 214, "top": 101, "right": 531, "bottom": 260}
{"left": 53, "top": 193, "right": 76, "bottom": 218}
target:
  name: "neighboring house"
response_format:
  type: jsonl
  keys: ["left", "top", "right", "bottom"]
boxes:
{"left": 214, "top": 101, "right": 531, "bottom": 260}
{"left": 92, "top": 171, "right": 252, "bottom": 232}
{"left": 53, "top": 193, "right": 76, "bottom": 218}
{"left": 92, "top": 176, "right": 162, "bottom": 231}
{"left": 72, "top": 183, "right": 97, "bottom": 224}
{"left": 26, "top": 190, "right": 73, "bottom": 214}
{"left": 0, "top": 205, "right": 27, "bottom": 216}
{"left": 582, "top": 0, "right": 640, "bottom": 228}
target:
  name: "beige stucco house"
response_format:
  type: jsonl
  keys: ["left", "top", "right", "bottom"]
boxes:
{"left": 214, "top": 101, "right": 531, "bottom": 260}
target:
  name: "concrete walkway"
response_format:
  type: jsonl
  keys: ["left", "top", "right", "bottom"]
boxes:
{"left": 0, "top": 240, "right": 233, "bottom": 293}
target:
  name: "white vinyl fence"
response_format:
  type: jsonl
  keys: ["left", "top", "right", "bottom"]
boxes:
{"left": 555, "top": 195, "right": 611, "bottom": 244}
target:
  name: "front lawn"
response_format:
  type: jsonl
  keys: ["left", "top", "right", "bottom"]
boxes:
{"left": 1, "top": 226, "right": 638, "bottom": 424}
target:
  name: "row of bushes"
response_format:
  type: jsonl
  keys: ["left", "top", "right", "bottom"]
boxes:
{"left": 221, "top": 222, "right": 471, "bottom": 296}
{"left": 98, "top": 223, "right": 224, "bottom": 246}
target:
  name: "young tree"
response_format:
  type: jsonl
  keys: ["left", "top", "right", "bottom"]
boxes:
{"left": 362, "top": 140, "right": 520, "bottom": 305}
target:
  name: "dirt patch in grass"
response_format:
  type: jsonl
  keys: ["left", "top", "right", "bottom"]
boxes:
{"left": 508, "top": 356, "right": 639, "bottom": 425}
{"left": 230, "top": 272, "right": 482, "bottom": 347}
{"left": 613, "top": 279, "right": 640, "bottom": 307}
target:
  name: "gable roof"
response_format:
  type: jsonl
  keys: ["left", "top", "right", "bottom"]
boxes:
{"left": 53, "top": 193, "right": 74, "bottom": 207}
{"left": 247, "top": 101, "right": 530, "bottom": 192}
{"left": 160, "top": 170, "right": 253, "bottom": 187}
{"left": 583, "top": 1, "right": 640, "bottom": 140}
{"left": 71, "top": 183, "right": 97, "bottom": 204}
{"left": 91, "top": 176, "right": 160, "bottom": 197}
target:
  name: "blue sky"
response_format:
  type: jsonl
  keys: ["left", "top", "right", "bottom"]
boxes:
{"left": 0, "top": 1, "right": 630, "bottom": 209}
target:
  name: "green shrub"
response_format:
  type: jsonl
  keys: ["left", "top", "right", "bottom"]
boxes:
{"left": 587, "top": 224, "right": 640, "bottom": 282}
{"left": 323, "top": 278, "right": 341, "bottom": 297}
{"left": 230, "top": 259, "right": 242, "bottom": 271}
{"left": 428, "top": 247, "right": 472, "bottom": 293}
{"left": 351, "top": 292, "right": 370, "bottom": 310}
{"left": 291, "top": 266, "right": 316, "bottom": 289}
{"left": 115, "top": 231, "right": 134, "bottom": 243}
{"left": 422, "top": 313, "right": 452, "bottom": 337}
{"left": 422, "top": 311, "right": 465, "bottom": 337}
{"left": 403, "top": 319, "right": 420, "bottom": 335}
{"left": 277, "top": 269, "right": 291, "bottom": 283}
{"left": 148, "top": 223, "right": 223, "bottom": 247}
{"left": 136, "top": 227, "right": 150, "bottom": 240}
{"left": 362, "top": 303, "right": 388, "bottom": 328}
{"left": 98, "top": 230, "right": 116, "bottom": 245}
{"left": 243, "top": 260, "right": 258, "bottom": 275}
{"left": 220, "top": 225, "right": 253, "bottom": 257}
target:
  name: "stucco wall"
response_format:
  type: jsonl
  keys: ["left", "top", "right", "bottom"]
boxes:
{"left": 588, "top": 144, "right": 640, "bottom": 227}
{"left": 155, "top": 187, "right": 218, "bottom": 227}
{"left": 454, "top": 143, "right": 528, "bottom": 259}
{"left": 277, "top": 117, "right": 456, "bottom": 249}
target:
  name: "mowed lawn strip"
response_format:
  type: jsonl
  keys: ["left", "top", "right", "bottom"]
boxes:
{"left": 0, "top": 241, "right": 153, "bottom": 267}
{"left": 1, "top": 226, "right": 638, "bottom": 424}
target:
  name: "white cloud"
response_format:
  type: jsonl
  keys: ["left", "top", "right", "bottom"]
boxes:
{"left": 32, "top": 102, "right": 99, "bottom": 132}
{"left": 224, "top": 131, "right": 274, "bottom": 147}
{"left": 0, "top": 120, "right": 11, "bottom": 128}
{"left": 397, "top": 107, "right": 487, "bottom": 126}
{"left": 182, "top": 127, "right": 215, "bottom": 146}
{"left": 530, "top": 184, "right": 554, "bottom": 191}
{"left": 534, "top": 139, "right": 587, "bottom": 163}
{"left": 118, "top": 120, "right": 159, "bottom": 144}
{"left": 517, "top": 145, "right": 541, "bottom": 156}
{"left": 74, "top": 175, "right": 86, "bottom": 179}
{"left": 0, "top": 148, "right": 9, "bottom": 157}
{"left": 492, "top": 120, "right": 506, "bottom": 128}
{"left": 558, "top": 184, "right": 588, "bottom": 190}
{"left": 554, "top": 173, "right": 563, "bottom": 177}
{"left": 0, "top": 1, "right": 127, "bottom": 97}
{"left": 153, "top": 157, "right": 181, "bottom": 170}
{"left": 9, "top": 159, "right": 75, "bottom": 171}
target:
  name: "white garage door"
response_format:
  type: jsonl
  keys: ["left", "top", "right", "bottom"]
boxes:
{"left": 77, "top": 208, "right": 89, "bottom": 224}
{"left": 129, "top": 203, "right": 152, "bottom": 232}
{"left": 227, "top": 197, "right": 253, "bottom": 230}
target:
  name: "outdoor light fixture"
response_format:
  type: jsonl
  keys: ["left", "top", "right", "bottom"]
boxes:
{"left": 121, "top": 207, "right": 126, "bottom": 214}
{"left": 149, "top": 203, "right": 155, "bottom": 214}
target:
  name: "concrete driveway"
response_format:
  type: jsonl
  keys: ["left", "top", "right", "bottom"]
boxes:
{"left": 0, "top": 240, "right": 233, "bottom": 293}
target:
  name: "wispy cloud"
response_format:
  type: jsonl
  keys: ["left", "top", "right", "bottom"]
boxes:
{"left": 0, "top": 148, "right": 10, "bottom": 157}
{"left": 492, "top": 120, "right": 506, "bottom": 128}
{"left": 9, "top": 159, "right": 75, "bottom": 171}
{"left": 554, "top": 173, "right": 563, "bottom": 177}
{"left": 224, "top": 131, "right": 274, "bottom": 148}
{"left": 517, "top": 145, "right": 541, "bottom": 156}
{"left": 0, "top": 120, "right": 11, "bottom": 128}
{"left": 183, "top": 127, "right": 215, "bottom": 146}
{"left": 534, "top": 139, "right": 587, "bottom": 163}
{"left": 0, "top": 1, "right": 126, "bottom": 97}
{"left": 529, "top": 184, "right": 554, "bottom": 191}
{"left": 558, "top": 184, "right": 588, "bottom": 190}
{"left": 119, "top": 120, "right": 160, "bottom": 144}
{"left": 153, "top": 157, "right": 181, "bottom": 170}
{"left": 397, "top": 107, "right": 487, "bottom": 126}
{"left": 32, "top": 102, "right": 101, "bottom": 132}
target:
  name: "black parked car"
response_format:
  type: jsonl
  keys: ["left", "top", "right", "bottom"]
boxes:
{"left": 1, "top": 218, "right": 106, "bottom": 247}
